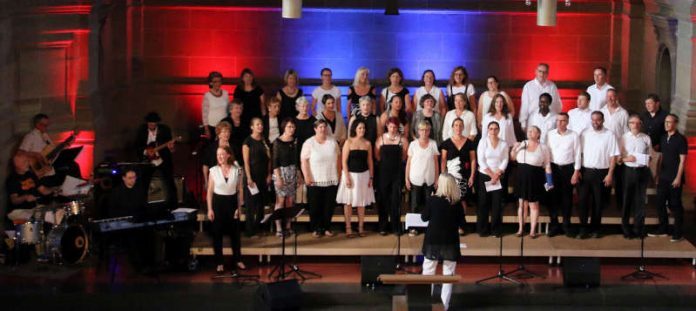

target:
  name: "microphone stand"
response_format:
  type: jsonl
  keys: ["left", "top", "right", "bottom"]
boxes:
{"left": 476, "top": 234, "right": 521, "bottom": 285}
{"left": 285, "top": 207, "right": 321, "bottom": 282}
{"left": 622, "top": 228, "right": 667, "bottom": 280}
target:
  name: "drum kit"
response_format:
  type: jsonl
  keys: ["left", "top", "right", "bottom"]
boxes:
{"left": 10, "top": 197, "right": 90, "bottom": 265}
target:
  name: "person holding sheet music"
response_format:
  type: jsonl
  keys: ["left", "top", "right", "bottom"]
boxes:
{"left": 405, "top": 121, "right": 440, "bottom": 236}
{"left": 242, "top": 118, "right": 272, "bottom": 237}
{"left": 476, "top": 121, "right": 509, "bottom": 237}
{"left": 421, "top": 173, "right": 464, "bottom": 311}
{"left": 207, "top": 146, "right": 245, "bottom": 274}
{"left": 620, "top": 114, "right": 653, "bottom": 239}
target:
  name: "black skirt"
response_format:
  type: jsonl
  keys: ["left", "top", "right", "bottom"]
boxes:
{"left": 514, "top": 163, "right": 545, "bottom": 202}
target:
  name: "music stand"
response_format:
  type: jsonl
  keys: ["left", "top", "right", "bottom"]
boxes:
{"left": 402, "top": 213, "right": 429, "bottom": 272}
{"left": 286, "top": 207, "right": 321, "bottom": 282}
{"left": 264, "top": 207, "right": 297, "bottom": 281}
{"left": 476, "top": 234, "right": 521, "bottom": 286}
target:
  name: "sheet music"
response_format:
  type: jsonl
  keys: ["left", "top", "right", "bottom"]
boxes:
{"left": 405, "top": 213, "right": 428, "bottom": 229}
{"left": 60, "top": 176, "right": 91, "bottom": 196}
{"left": 631, "top": 152, "right": 650, "bottom": 166}
{"left": 484, "top": 181, "right": 502, "bottom": 192}
{"left": 172, "top": 207, "right": 197, "bottom": 214}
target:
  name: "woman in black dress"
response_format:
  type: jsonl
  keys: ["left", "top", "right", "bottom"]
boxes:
{"left": 421, "top": 173, "right": 463, "bottom": 310}
{"left": 440, "top": 118, "right": 476, "bottom": 235}
{"left": 276, "top": 69, "right": 303, "bottom": 121}
{"left": 294, "top": 97, "right": 317, "bottom": 148}
{"left": 375, "top": 117, "right": 408, "bottom": 235}
{"left": 242, "top": 117, "right": 272, "bottom": 237}
{"left": 233, "top": 68, "right": 265, "bottom": 126}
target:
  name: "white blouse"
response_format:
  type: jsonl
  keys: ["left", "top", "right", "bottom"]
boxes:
{"left": 479, "top": 91, "right": 510, "bottom": 116}
{"left": 209, "top": 163, "right": 242, "bottom": 195}
{"left": 301, "top": 136, "right": 340, "bottom": 186}
{"left": 477, "top": 137, "right": 509, "bottom": 175}
{"left": 311, "top": 85, "right": 341, "bottom": 115}
{"left": 442, "top": 109, "right": 478, "bottom": 141}
{"left": 413, "top": 86, "right": 443, "bottom": 111}
{"left": 407, "top": 140, "right": 440, "bottom": 186}
{"left": 481, "top": 113, "right": 517, "bottom": 148}
{"left": 202, "top": 90, "right": 229, "bottom": 127}
{"left": 514, "top": 142, "right": 551, "bottom": 169}
{"left": 268, "top": 117, "right": 280, "bottom": 143}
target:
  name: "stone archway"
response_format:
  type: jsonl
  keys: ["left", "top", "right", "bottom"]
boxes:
{"left": 656, "top": 46, "right": 672, "bottom": 112}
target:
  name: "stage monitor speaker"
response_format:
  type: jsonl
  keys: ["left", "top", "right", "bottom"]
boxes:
{"left": 254, "top": 279, "right": 303, "bottom": 311}
{"left": 563, "top": 257, "right": 600, "bottom": 287}
{"left": 361, "top": 256, "right": 396, "bottom": 285}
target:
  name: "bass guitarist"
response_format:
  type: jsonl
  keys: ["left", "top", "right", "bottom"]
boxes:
{"left": 18, "top": 113, "right": 81, "bottom": 187}
{"left": 135, "top": 112, "right": 178, "bottom": 211}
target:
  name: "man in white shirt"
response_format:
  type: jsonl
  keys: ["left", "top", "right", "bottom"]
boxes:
{"left": 600, "top": 88, "right": 629, "bottom": 210}
{"left": 546, "top": 112, "right": 581, "bottom": 237}
{"left": 600, "top": 89, "right": 629, "bottom": 139}
{"left": 519, "top": 63, "right": 562, "bottom": 131}
{"left": 528, "top": 93, "right": 557, "bottom": 144}
{"left": 578, "top": 111, "right": 619, "bottom": 239}
{"left": 586, "top": 67, "right": 614, "bottom": 111}
{"left": 567, "top": 92, "right": 593, "bottom": 134}
{"left": 620, "top": 115, "right": 653, "bottom": 239}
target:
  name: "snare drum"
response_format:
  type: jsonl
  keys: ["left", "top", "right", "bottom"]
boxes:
{"left": 15, "top": 221, "right": 42, "bottom": 245}
{"left": 46, "top": 224, "right": 88, "bottom": 264}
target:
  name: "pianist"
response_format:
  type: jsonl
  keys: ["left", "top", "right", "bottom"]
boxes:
{"left": 108, "top": 168, "right": 146, "bottom": 218}
{"left": 107, "top": 167, "right": 157, "bottom": 274}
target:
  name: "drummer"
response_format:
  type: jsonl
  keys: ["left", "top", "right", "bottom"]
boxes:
{"left": 5, "top": 154, "right": 60, "bottom": 229}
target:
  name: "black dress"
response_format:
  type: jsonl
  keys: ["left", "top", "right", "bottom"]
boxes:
{"left": 242, "top": 135, "right": 271, "bottom": 236}
{"left": 347, "top": 86, "right": 376, "bottom": 116}
{"left": 440, "top": 138, "right": 474, "bottom": 198}
{"left": 421, "top": 196, "right": 464, "bottom": 261}
{"left": 278, "top": 88, "right": 304, "bottom": 122}
{"left": 294, "top": 116, "right": 317, "bottom": 148}
{"left": 378, "top": 135, "right": 404, "bottom": 233}
{"left": 233, "top": 85, "right": 264, "bottom": 126}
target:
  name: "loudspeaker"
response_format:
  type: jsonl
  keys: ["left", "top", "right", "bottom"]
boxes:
{"left": 563, "top": 257, "right": 600, "bottom": 287}
{"left": 361, "top": 256, "right": 396, "bottom": 285}
{"left": 254, "top": 279, "right": 303, "bottom": 311}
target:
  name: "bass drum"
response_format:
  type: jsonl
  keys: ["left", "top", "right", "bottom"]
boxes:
{"left": 46, "top": 224, "right": 88, "bottom": 264}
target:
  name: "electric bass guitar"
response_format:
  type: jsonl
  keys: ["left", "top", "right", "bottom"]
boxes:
{"left": 144, "top": 136, "right": 182, "bottom": 166}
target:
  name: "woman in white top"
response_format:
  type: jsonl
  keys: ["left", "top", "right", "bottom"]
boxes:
{"left": 442, "top": 93, "right": 478, "bottom": 141}
{"left": 336, "top": 120, "right": 375, "bottom": 238}
{"left": 446, "top": 66, "right": 477, "bottom": 117}
{"left": 206, "top": 146, "right": 244, "bottom": 274}
{"left": 301, "top": 119, "right": 342, "bottom": 237}
{"left": 414, "top": 69, "right": 447, "bottom": 117}
{"left": 510, "top": 126, "right": 552, "bottom": 238}
{"left": 477, "top": 75, "right": 515, "bottom": 127}
{"left": 476, "top": 121, "right": 509, "bottom": 237}
{"left": 311, "top": 68, "right": 341, "bottom": 116}
{"left": 379, "top": 95, "right": 410, "bottom": 140}
{"left": 380, "top": 68, "right": 412, "bottom": 114}
{"left": 481, "top": 94, "right": 517, "bottom": 147}
{"left": 316, "top": 94, "right": 347, "bottom": 145}
{"left": 202, "top": 71, "right": 229, "bottom": 140}
{"left": 405, "top": 121, "right": 440, "bottom": 236}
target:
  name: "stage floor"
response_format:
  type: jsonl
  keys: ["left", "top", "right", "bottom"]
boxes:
{"left": 191, "top": 231, "right": 696, "bottom": 265}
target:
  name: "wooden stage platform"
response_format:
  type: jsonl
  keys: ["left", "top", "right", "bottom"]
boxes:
{"left": 190, "top": 231, "right": 696, "bottom": 266}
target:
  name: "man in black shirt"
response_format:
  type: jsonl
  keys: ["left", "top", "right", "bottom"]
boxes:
{"left": 639, "top": 94, "right": 668, "bottom": 151}
{"left": 108, "top": 168, "right": 146, "bottom": 218}
{"left": 135, "top": 112, "right": 178, "bottom": 210}
{"left": 649, "top": 114, "right": 687, "bottom": 241}
{"left": 5, "top": 154, "right": 55, "bottom": 228}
